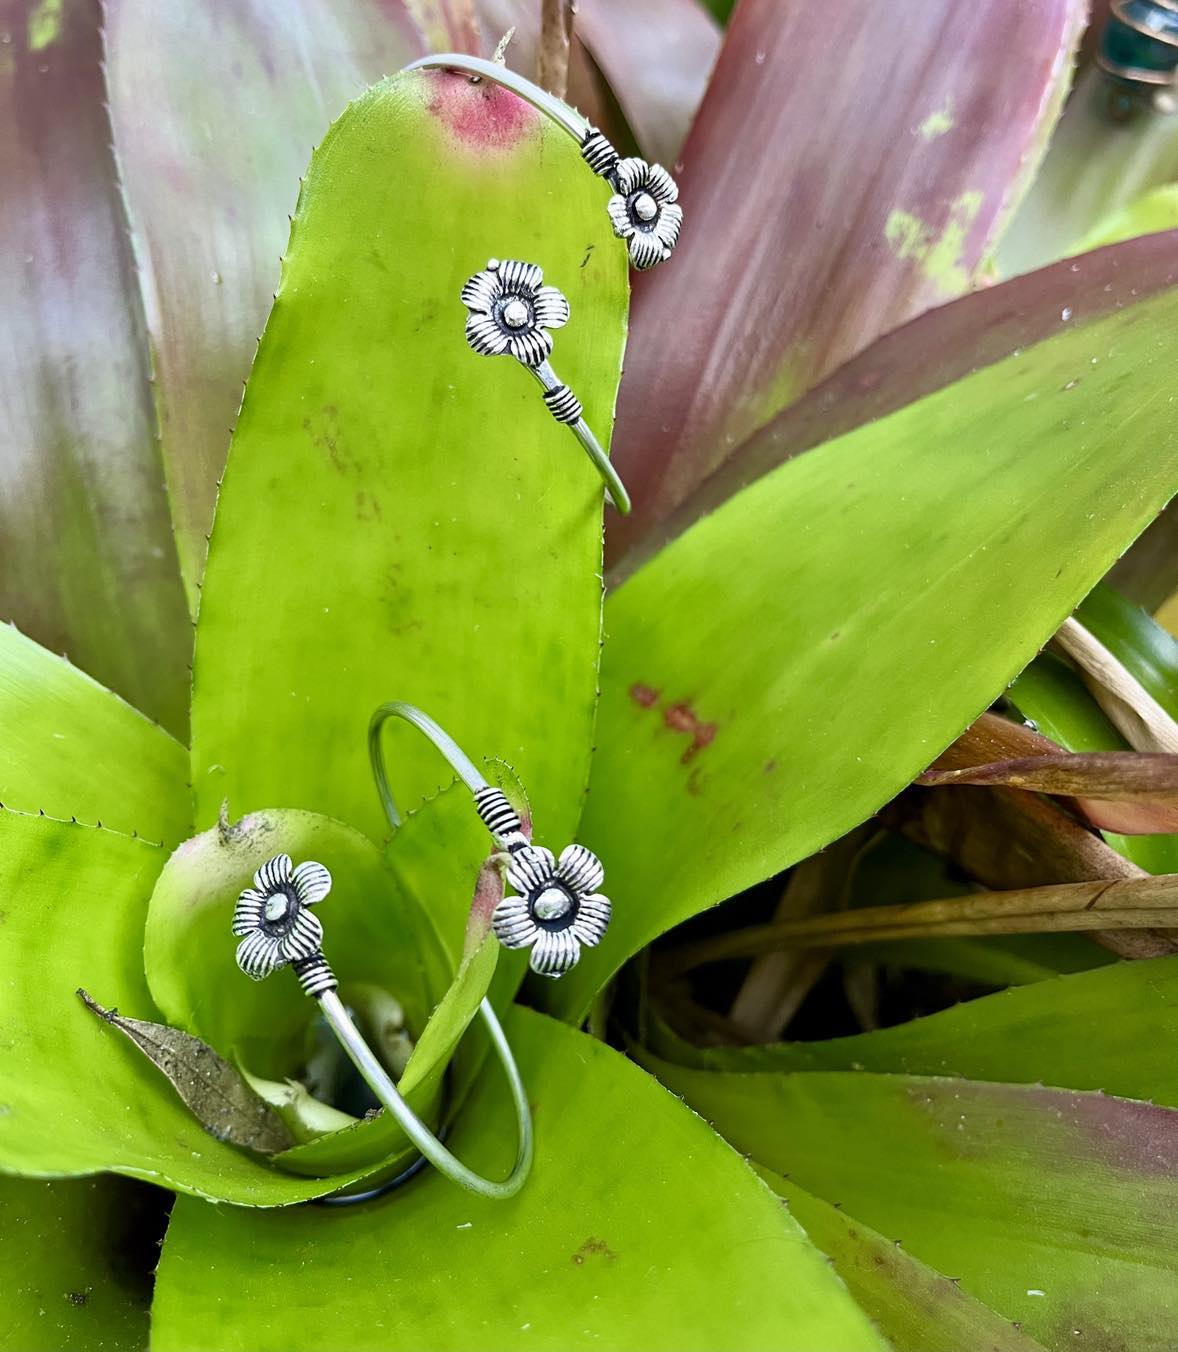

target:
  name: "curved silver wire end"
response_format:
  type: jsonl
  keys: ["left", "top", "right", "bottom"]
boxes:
{"left": 232, "top": 853, "right": 533, "bottom": 1200}
{"left": 402, "top": 53, "right": 683, "bottom": 271}
{"left": 369, "top": 701, "right": 613, "bottom": 978}
{"left": 461, "top": 258, "right": 630, "bottom": 514}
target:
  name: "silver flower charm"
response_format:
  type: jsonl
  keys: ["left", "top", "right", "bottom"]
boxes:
{"left": 492, "top": 843, "right": 611, "bottom": 978}
{"left": 461, "top": 259, "right": 571, "bottom": 368}
{"left": 606, "top": 158, "right": 683, "bottom": 270}
{"left": 233, "top": 854, "right": 332, "bottom": 981}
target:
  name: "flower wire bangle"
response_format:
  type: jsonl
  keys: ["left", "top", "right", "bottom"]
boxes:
{"left": 404, "top": 53, "right": 683, "bottom": 271}
{"left": 369, "top": 702, "right": 613, "bottom": 979}
{"left": 404, "top": 52, "right": 591, "bottom": 143}
{"left": 317, "top": 980, "right": 532, "bottom": 1201}
{"left": 233, "top": 843, "right": 532, "bottom": 1199}
{"left": 460, "top": 257, "right": 630, "bottom": 514}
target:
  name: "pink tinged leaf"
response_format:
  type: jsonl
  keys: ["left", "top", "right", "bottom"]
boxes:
{"left": 609, "top": 0, "right": 1087, "bottom": 557}
{"left": 615, "top": 228, "right": 1178, "bottom": 572}
{"left": 475, "top": 0, "right": 630, "bottom": 146}
{"left": 102, "top": 0, "right": 425, "bottom": 610}
{"left": 573, "top": 0, "right": 721, "bottom": 167}
{"left": 0, "top": 0, "right": 191, "bottom": 736}
{"left": 465, "top": 855, "right": 506, "bottom": 952}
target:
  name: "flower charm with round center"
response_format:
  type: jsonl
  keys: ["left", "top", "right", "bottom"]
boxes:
{"left": 461, "top": 259, "right": 571, "bottom": 368}
{"left": 491, "top": 842, "right": 611, "bottom": 978}
{"left": 232, "top": 853, "right": 333, "bottom": 981}
{"left": 606, "top": 158, "right": 683, "bottom": 271}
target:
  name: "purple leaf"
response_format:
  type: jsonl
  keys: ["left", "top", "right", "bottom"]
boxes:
{"left": 0, "top": 0, "right": 190, "bottom": 735}
{"left": 103, "top": 0, "right": 425, "bottom": 607}
{"left": 575, "top": 0, "right": 720, "bottom": 167}
{"left": 610, "top": 0, "right": 1087, "bottom": 558}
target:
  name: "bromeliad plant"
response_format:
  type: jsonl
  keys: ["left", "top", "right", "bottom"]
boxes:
{"left": 7, "top": 0, "right": 1178, "bottom": 1348}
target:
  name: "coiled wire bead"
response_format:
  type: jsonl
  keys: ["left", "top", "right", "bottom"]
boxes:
{"left": 542, "top": 383, "right": 583, "bottom": 426}
{"left": 293, "top": 954, "right": 338, "bottom": 998}
{"left": 474, "top": 786, "right": 528, "bottom": 850}
{"left": 581, "top": 127, "right": 620, "bottom": 179}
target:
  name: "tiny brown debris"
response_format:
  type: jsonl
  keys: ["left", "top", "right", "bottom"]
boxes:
{"left": 572, "top": 1237, "right": 617, "bottom": 1266}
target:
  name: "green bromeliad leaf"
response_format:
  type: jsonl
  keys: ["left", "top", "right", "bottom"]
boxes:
{"left": 190, "top": 69, "right": 626, "bottom": 850}
{"left": 771, "top": 1173, "right": 1047, "bottom": 1352}
{"left": 143, "top": 800, "right": 521, "bottom": 1183}
{"left": 151, "top": 1010, "right": 887, "bottom": 1352}
{"left": 0, "top": 1176, "right": 162, "bottom": 1351}
{"left": 1071, "top": 184, "right": 1178, "bottom": 255}
{"left": 644, "top": 1060, "right": 1178, "bottom": 1351}
{"left": 1077, "top": 582, "right": 1178, "bottom": 713}
{"left": 640, "top": 956, "right": 1178, "bottom": 1105}
{"left": 1012, "top": 585, "right": 1178, "bottom": 873}
{"left": 0, "top": 809, "right": 364, "bottom": 1203}
{"left": 0, "top": 807, "right": 501, "bottom": 1204}
{"left": 0, "top": 622, "right": 189, "bottom": 846}
{"left": 1010, "top": 650, "right": 1127, "bottom": 753}
{"left": 552, "top": 280, "right": 1178, "bottom": 1019}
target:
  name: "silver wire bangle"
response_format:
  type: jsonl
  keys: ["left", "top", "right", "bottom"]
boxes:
{"left": 403, "top": 53, "right": 684, "bottom": 272}
{"left": 369, "top": 702, "right": 613, "bottom": 979}
{"left": 405, "top": 52, "right": 592, "bottom": 142}
{"left": 461, "top": 258, "right": 631, "bottom": 514}
{"left": 231, "top": 852, "right": 533, "bottom": 1200}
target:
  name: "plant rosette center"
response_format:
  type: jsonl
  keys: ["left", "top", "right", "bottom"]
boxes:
{"left": 140, "top": 807, "right": 458, "bottom": 1173}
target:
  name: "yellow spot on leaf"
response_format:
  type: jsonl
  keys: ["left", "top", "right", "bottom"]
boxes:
{"left": 919, "top": 104, "right": 955, "bottom": 140}
{"left": 27, "top": 0, "right": 63, "bottom": 51}
{"left": 884, "top": 192, "right": 983, "bottom": 297}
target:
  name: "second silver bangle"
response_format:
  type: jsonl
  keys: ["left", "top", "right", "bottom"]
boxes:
{"left": 461, "top": 258, "right": 630, "bottom": 514}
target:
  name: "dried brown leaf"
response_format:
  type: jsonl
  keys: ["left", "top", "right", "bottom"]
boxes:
{"left": 662, "top": 874, "right": 1178, "bottom": 973}
{"left": 921, "top": 748, "right": 1178, "bottom": 832}
{"left": 886, "top": 786, "right": 1178, "bottom": 959}
{"left": 1052, "top": 617, "right": 1178, "bottom": 754}
{"left": 78, "top": 991, "right": 294, "bottom": 1154}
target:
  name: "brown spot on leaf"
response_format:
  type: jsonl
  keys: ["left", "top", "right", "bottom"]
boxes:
{"left": 572, "top": 1237, "right": 617, "bottom": 1265}
{"left": 304, "top": 405, "right": 358, "bottom": 477}
{"left": 664, "top": 702, "right": 718, "bottom": 764}
{"left": 355, "top": 491, "right": 382, "bottom": 523}
{"left": 629, "top": 682, "right": 660, "bottom": 708}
